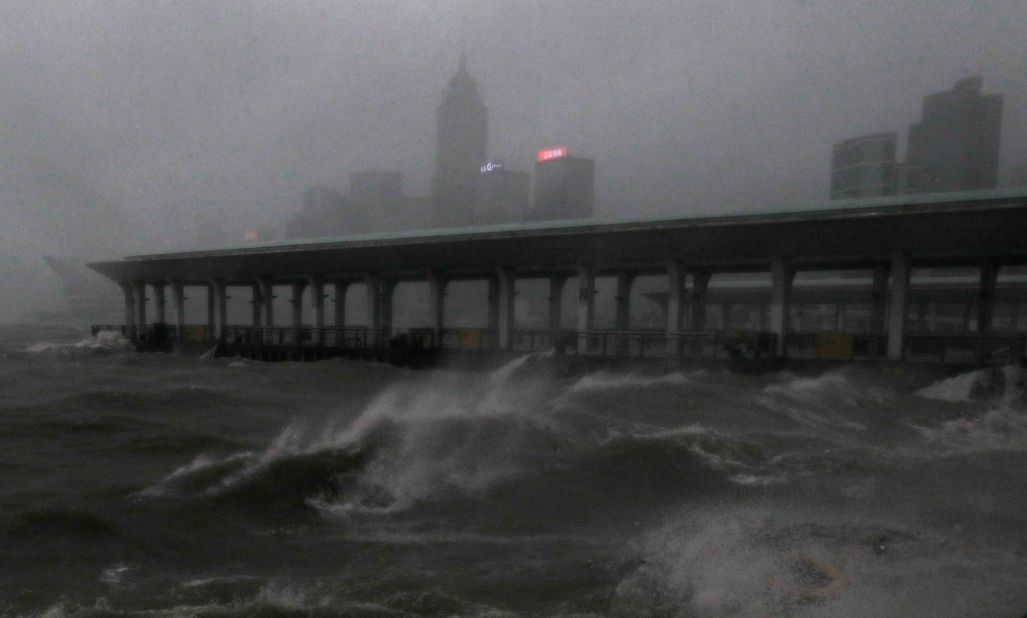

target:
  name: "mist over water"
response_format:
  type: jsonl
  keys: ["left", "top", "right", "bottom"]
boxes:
{"left": 1, "top": 326, "right": 1026, "bottom": 616}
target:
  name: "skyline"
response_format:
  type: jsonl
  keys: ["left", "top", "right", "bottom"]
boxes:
{"left": 1, "top": 1, "right": 1026, "bottom": 261}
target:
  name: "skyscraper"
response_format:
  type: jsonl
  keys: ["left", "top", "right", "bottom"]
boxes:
{"left": 431, "top": 55, "right": 488, "bottom": 228}
{"left": 830, "top": 133, "right": 897, "bottom": 199}
{"left": 477, "top": 163, "right": 529, "bottom": 224}
{"left": 530, "top": 147, "right": 595, "bottom": 221}
{"left": 906, "top": 76, "right": 1003, "bottom": 193}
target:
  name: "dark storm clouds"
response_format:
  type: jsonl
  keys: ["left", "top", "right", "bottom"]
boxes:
{"left": 1, "top": 0, "right": 1025, "bottom": 258}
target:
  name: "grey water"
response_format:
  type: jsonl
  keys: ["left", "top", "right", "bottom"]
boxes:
{"left": 1, "top": 324, "right": 1026, "bottom": 617}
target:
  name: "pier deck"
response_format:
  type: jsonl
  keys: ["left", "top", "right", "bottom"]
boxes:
{"left": 88, "top": 188, "right": 1027, "bottom": 365}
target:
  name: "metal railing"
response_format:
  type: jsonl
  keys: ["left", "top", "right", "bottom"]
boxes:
{"left": 440, "top": 328, "right": 499, "bottom": 351}
{"left": 905, "top": 333, "right": 1026, "bottom": 364}
{"left": 222, "top": 326, "right": 435, "bottom": 350}
{"left": 90, "top": 322, "right": 1026, "bottom": 365}
{"left": 511, "top": 329, "right": 576, "bottom": 353}
{"left": 784, "top": 332, "right": 888, "bottom": 360}
{"left": 576, "top": 330, "right": 777, "bottom": 360}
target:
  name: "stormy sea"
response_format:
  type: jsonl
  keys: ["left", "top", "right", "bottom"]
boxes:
{"left": 1, "top": 324, "right": 1026, "bottom": 617}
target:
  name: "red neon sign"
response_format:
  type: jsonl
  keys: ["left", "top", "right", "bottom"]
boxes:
{"left": 537, "top": 146, "right": 568, "bottom": 162}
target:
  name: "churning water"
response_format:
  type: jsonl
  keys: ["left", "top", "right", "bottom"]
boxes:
{"left": 1, "top": 325, "right": 1026, "bottom": 617}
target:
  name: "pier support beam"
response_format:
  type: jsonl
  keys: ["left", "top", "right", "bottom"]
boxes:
{"left": 334, "top": 281, "right": 348, "bottom": 327}
{"left": 977, "top": 262, "right": 998, "bottom": 334}
{"left": 307, "top": 277, "right": 325, "bottom": 345}
{"left": 548, "top": 275, "right": 567, "bottom": 333}
{"left": 209, "top": 278, "right": 227, "bottom": 342}
{"left": 120, "top": 282, "right": 136, "bottom": 340}
{"left": 427, "top": 270, "right": 447, "bottom": 348}
{"left": 364, "top": 276, "right": 381, "bottom": 332}
{"left": 152, "top": 283, "right": 166, "bottom": 324}
{"left": 615, "top": 273, "right": 634, "bottom": 354}
{"left": 487, "top": 276, "right": 500, "bottom": 336}
{"left": 666, "top": 261, "right": 686, "bottom": 357}
{"left": 206, "top": 283, "right": 216, "bottom": 342}
{"left": 257, "top": 277, "right": 274, "bottom": 329}
{"left": 364, "top": 275, "right": 394, "bottom": 346}
{"left": 250, "top": 283, "right": 262, "bottom": 327}
{"left": 887, "top": 252, "right": 910, "bottom": 361}
{"left": 689, "top": 270, "right": 711, "bottom": 331}
{"left": 133, "top": 281, "right": 147, "bottom": 338}
{"left": 576, "top": 264, "right": 596, "bottom": 353}
{"left": 169, "top": 280, "right": 185, "bottom": 343}
{"left": 769, "top": 258, "right": 793, "bottom": 357}
{"left": 290, "top": 282, "right": 305, "bottom": 328}
{"left": 496, "top": 267, "right": 516, "bottom": 351}
{"left": 870, "top": 264, "right": 889, "bottom": 334}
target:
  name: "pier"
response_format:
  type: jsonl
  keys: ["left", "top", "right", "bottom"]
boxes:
{"left": 89, "top": 188, "right": 1027, "bottom": 366}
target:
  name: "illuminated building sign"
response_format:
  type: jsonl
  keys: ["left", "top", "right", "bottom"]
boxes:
{"left": 537, "top": 146, "right": 568, "bottom": 162}
{"left": 480, "top": 160, "right": 504, "bottom": 173}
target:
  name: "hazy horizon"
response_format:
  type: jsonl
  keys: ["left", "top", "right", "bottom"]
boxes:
{"left": 1, "top": 1, "right": 1026, "bottom": 318}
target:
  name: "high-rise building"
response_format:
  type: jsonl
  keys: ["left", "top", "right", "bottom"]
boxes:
{"left": 351, "top": 171, "right": 406, "bottom": 230}
{"left": 285, "top": 186, "right": 368, "bottom": 239}
{"left": 1006, "top": 161, "right": 1027, "bottom": 188}
{"left": 830, "top": 133, "right": 897, "bottom": 199}
{"left": 431, "top": 56, "right": 488, "bottom": 228}
{"left": 476, "top": 162, "right": 529, "bottom": 224}
{"left": 906, "top": 76, "right": 1003, "bottom": 193}
{"left": 530, "top": 147, "right": 594, "bottom": 221}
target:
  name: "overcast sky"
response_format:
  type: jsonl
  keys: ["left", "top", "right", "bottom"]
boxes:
{"left": 1, "top": 0, "right": 1025, "bottom": 260}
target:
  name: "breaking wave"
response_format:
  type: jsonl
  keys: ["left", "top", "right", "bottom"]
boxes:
{"left": 24, "top": 330, "right": 133, "bottom": 356}
{"left": 12, "top": 348, "right": 1027, "bottom": 616}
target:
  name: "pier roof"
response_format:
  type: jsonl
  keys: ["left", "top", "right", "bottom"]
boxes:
{"left": 90, "top": 188, "right": 1027, "bottom": 284}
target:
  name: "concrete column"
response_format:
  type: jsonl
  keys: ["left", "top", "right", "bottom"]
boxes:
{"left": 487, "top": 275, "right": 500, "bottom": 333}
{"left": 209, "top": 278, "right": 227, "bottom": 342}
{"left": 290, "top": 282, "right": 305, "bottom": 328}
{"left": 870, "top": 264, "right": 888, "bottom": 333}
{"left": 612, "top": 272, "right": 633, "bottom": 354}
{"left": 689, "top": 270, "right": 711, "bottom": 331}
{"left": 256, "top": 277, "right": 274, "bottom": 329}
{"left": 206, "top": 283, "right": 216, "bottom": 342}
{"left": 977, "top": 262, "right": 999, "bottom": 334}
{"left": 364, "top": 275, "right": 381, "bottom": 331}
{"left": 133, "top": 281, "right": 148, "bottom": 335}
{"left": 496, "top": 267, "right": 516, "bottom": 350}
{"left": 886, "top": 252, "right": 910, "bottom": 361}
{"left": 169, "top": 280, "right": 186, "bottom": 342}
{"left": 614, "top": 273, "right": 634, "bottom": 331}
{"left": 576, "top": 264, "right": 596, "bottom": 353}
{"left": 334, "top": 281, "right": 349, "bottom": 328}
{"left": 381, "top": 280, "right": 395, "bottom": 334}
{"left": 250, "top": 283, "right": 262, "bottom": 327}
{"left": 307, "top": 277, "right": 324, "bottom": 345}
{"left": 769, "top": 258, "right": 794, "bottom": 357}
{"left": 427, "top": 270, "right": 447, "bottom": 347}
{"left": 548, "top": 276, "right": 567, "bottom": 332}
{"left": 120, "top": 282, "right": 136, "bottom": 340}
{"left": 152, "top": 283, "right": 166, "bottom": 323}
{"left": 666, "top": 261, "right": 686, "bottom": 357}
{"left": 364, "top": 275, "right": 394, "bottom": 346}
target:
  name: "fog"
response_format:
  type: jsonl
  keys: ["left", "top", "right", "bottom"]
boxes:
{"left": 1, "top": 0, "right": 1025, "bottom": 320}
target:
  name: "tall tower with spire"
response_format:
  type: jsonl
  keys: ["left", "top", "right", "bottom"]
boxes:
{"left": 431, "top": 55, "right": 488, "bottom": 227}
